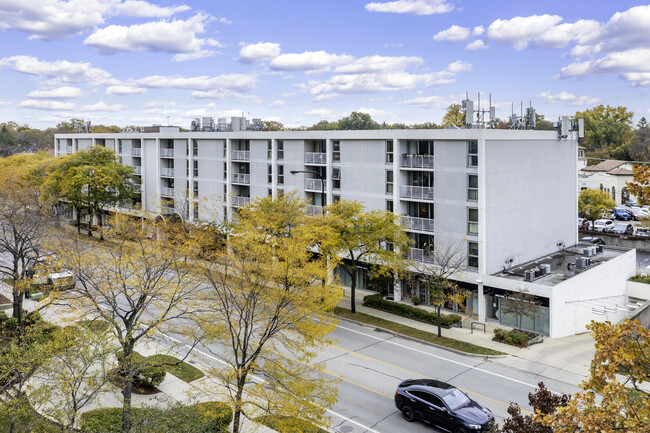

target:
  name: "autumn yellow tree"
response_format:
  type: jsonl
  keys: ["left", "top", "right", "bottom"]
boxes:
{"left": 442, "top": 103, "right": 465, "bottom": 127}
{"left": 626, "top": 164, "right": 650, "bottom": 206}
{"left": 536, "top": 319, "right": 650, "bottom": 432}
{"left": 575, "top": 105, "right": 634, "bottom": 160}
{"left": 196, "top": 194, "right": 342, "bottom": 433}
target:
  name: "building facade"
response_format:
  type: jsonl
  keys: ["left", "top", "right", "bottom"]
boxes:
{"left": 579, "top": 159, "right": 635, "bottom": 205}
{"left": 55, "top": 126, "right": 637, "bottom": 338}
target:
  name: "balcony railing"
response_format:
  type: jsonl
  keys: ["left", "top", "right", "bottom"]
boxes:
{"left": 232, "top": 150, "right": 250, "bottom": 161}
{"left": 161, "top": 168, "right": 174, "bottom": 177}
{"left": 305, "top": 152, "right": 327, "bottom": 165}
{"left": 305, "top": 178, "right": 324, "bottom": 192}
{"left": 307, "top": 204, "right": 323, "bottom": 216}
{"left": 400, "top": 185, "right": 434, "bottom": 201}
{"left": 161, "top": 187, "right": 174, "bottom": 197}
{"left": 132, "top": 148, "right": 141, "bottom": 157}
{"left": 402, "top": 216, "right": 434, "bottom": 232}
{"left": 408, "top": 248, "right": 435, "bottom": 264}
{"left": 231, "top": 196, "right": 251, "bottom": 207}
{"left": 66, "top": 146, "right": 73, "bottom": 154}
{"left": 401, "top": 154, "right": 434, "bottom": 169}
{"left": 134, "top": 166, "right": 142, "bottom": 175}
{"left": 160, "top": 148, "right": 174, "bottom": 158}
{"left": 232, "top": 173, "right": 250, "bottom": 184}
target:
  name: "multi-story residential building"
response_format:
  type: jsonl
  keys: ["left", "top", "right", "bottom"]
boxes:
{"left": 55, "top": 122, "right": 638, "bottom": 338}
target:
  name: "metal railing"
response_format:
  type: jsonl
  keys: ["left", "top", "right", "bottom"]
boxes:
{"left": 305, "top": 178, "right": 324, "bottom": 192}
{"left": 132, "top": 148, "right": 141, "bottom": 157}
{"left": 305, "top": 152, "right": 327, "bottom": 165}
{"left": 408, "top": 248, "right": 435, "bottom": 264}
{"left": 231, "top": 196, "right": 251, "bottom": 207}
{"left": 307, "top": 204, "right": 323, "bottom": 216}
{"left": 161, "top": 167, "right": 174, "bottom": 177}
{"left": 160, "top": 148, "right": 174, "bottom": 158}
{"left": 232, "top": 173, "right": 250, "bottom": 184}
{"left": 232, "top": 150, "right": 250, "bottom": 161}
{"left": 66, "top": 146, "right": 73, "bottom": 154}
{"left": 400, "top": 185, "right": 434, "bottom": 201}
{"left": 402, "top": 216, "right": 434, "bottom": 232}
{"left": 161, "top": 187, "right": 174, "bottom": 197}
{"left": 401, "top": 154, "right": 434, "bottom": 169}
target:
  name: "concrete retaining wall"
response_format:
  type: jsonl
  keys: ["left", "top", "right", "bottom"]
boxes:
{"left": 580, "top": 232, "right": 650, "bottom": 252}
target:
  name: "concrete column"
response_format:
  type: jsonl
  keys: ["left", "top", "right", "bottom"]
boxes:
{"left": 477, "top": 280, "right": 486, "bottom": 322}
{"left": 325, "top": 138, "right": 333, "bottom": 205}
{"left": 393, "top": 274, "right": 402, "bottom": 302}
{"left": 188, "top": 139, "right": 194, "bottom": 222}
{"left": 226, "top": 138, "right": 232, "bottom": 221}
{"left": 271, "top": 139, "right": 277, "bottom": 198}
{"left": 155, "top": 138, "right": 160, "bottom": 213}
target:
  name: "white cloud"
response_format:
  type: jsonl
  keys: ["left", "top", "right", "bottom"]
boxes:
{"left": 135, "top": 73, "right": 257, "bottom": 92}
{"left": 433, "top": 25, "right": 471, "bottom": 42}
{"left": 365, "top": 0, "right": 454, "bottom": 16}
{"left": 384, "top": 42, "right": 404, "bottom": 48}
{"left": 239, "top": 42, "right": 281, "bottom": 63}
{"left": 80, "top": 101, "right": 125, "bottom": 111}
{"left": 560, "top": 49, "right": 650, "bottom": 86}
{"left": 404, "top": 94, "right": 458, "bottom": 108}
{"left": 472, "top": 26, "right": 485, "bottom": 36}
{"left": 27, "top": 86, "right": 82, "bottom": 99}
{"left": 537, "top": 91, "right": 600, "bottom": 106}
{"left": 84, "top": 14, "right": 219, "bottom": 61}
{"left": 18, "top": 99, "right": 75, "bottom": 110}
{"left": 305, "top": 109, "right": 336, "bottom": 117}
{"left": 487, "top": 14, "right": 562, "bottom": 50}
{"left": 466, "top": 40, "right": 487, "bottom": 50}
{"left": 267, "top": 100, "right": 285, "bottom": 107}
{"left": 356, "top": 107, "right": 388, "bottom": 117}
{"left": 190, "top": 90, "right": 261, "bottom": 104}
{"left": 312, "top": 94, "right": 339, "bottom": 102}
{"left": 534, "top": 20, "right": 602, "bottom": 49}
{"left": 106, "top": 84, "right": 146, "bottom": 95}
{"left": 270, "top": 51, "right": 354, "bottom": 72}
{"left": 366, "top": 96, "right": 394, "bottom": 102}
{"left": 0, "top": 0, "right": 190, "bottom": 40}
{"left": 144, "top": 101, "right": 176, "bottom": 108}
{"left": 334, "top": 55, "right": 423, "bottom": 74}
{"left": 0, "top": 101, "right": 10, "bottom": 107}
{"left": 0, "top": 55, "right": 112, "bottom": 85}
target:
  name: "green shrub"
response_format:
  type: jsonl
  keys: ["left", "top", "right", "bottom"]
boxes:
{"left": 362, "top": 294, "right": 462, "bottom": 328}
{"left": 80, "top": 407, "right": 124, "bottom": 433}
{"left": 25, "top": 310, "right": 42, "bottom": 326}
{"left": 492, "top": 328, "right": 530, "bottom": 347}
{"left": 116, "top": 351, "right": 166, "bottom": 388}
{"left": 3, "top": 317, "right": 18, "bottom": 330}
{"left": 256, "top": 415, "right": 328, "bottom": 433}
{"left": 194, "top": 401, "right": 233, "bottom": 433}
{"left": 0, "top": 311, "right": 8, "bottom": 323}
{"left": 411, "top": 296, "right": 421, "bottom": 305}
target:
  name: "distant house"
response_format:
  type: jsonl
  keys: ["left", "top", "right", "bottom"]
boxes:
{"left": 579, "top": 158, "right": 635, "bottom": 205}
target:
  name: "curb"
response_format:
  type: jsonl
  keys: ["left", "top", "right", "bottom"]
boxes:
{"left": 333, "top": 314, "right": 511, "bottom": 359}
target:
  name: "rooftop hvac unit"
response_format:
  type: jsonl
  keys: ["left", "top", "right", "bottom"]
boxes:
{"left": 590, "top": 246, "right": 598, "bottom": 256}
{"left": 576, "top": 257, "right": 591, "bottom": 269}
{"left": 540, "top": 263, "right": 551, "bottom": 274}
{"left": 251, "top": 118, "right": 262, "bottom": 131}
{"left": 525, "top": 269, "right": 535, "bottom": 282}
{"left": 595, "top": 245, "right": 603, "bottom": 254}
{"left": 202, "top": 117, "right": 214, "bottom": 132}
{"left": 534, "top": 267, "right": 542, "bottom": 278}
{"left": 217, "top": 118, "right": 228, "bottom": 132}
{"left": 190, "top": 118, "right": 201, "bottom": 132}
{"left": 583, "top": 247, "right": 593, "bottom": 257}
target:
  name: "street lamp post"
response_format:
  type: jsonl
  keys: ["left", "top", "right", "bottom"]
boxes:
{"left": 289, "top": 169, "right": 326, "bottom": 206}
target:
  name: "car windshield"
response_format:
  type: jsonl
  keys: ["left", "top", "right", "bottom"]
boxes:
{"left": 441, "top": 388, "right": 471, "bottom": 411}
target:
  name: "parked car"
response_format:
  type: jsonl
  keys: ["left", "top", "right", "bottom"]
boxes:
{"left": 612, "top": 222, "right": 634, "bottom": 236}
{"left": 593, "top": 219, "right": 615, "bottom": 232}
{"left": 628, "top": 207, "right": 649, "bottom": 221}
{"left": 636, "top": 228, "right": 650, "bottom": 238}
{"left": 31, "top": 268, "right": 75, "bottom": 291}
{"left": 395, "top": 379, "right": 494, "bottom": 432}
{"left": 578, "top": 218, "right": 591, "bottom": 230}
{"left": 580, "top": 236, "right": 606, "bottom": 245}
{"left": 613, "top": 207, "right": 632, "bottom": 221}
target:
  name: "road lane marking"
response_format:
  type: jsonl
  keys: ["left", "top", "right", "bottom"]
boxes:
{"left": 326, "top": 409, "right": 383, "bottom": 433}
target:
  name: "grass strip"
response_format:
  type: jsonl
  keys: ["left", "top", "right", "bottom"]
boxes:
{"left": 333, "top": 307, "right": 505, "bottom": 356}
{"left": 147, "top": 353, "right": 205, "bottom": 383}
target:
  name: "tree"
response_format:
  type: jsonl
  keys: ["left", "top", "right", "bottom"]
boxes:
{"left": 441, "top": 104, "right": 465, "bottom": 128}
{"left": 261, "top": 120, "right": 284, "bottom": 131}
{"left": 534, "top": 114, "right": 555, "bottom": 131}
{"left": 500, "top": 289, "right": 543, "bottom": 331}
{"left": 574, "top": 105, "right": 634, "bottom": 160}
{"left": 0, "top": 155, "right": 54, "bottom": 327}
{"left": 53, "top": 215, "right": 202, "bottom": 433}
{"left": 632, "top": 119, "right": 650, "bottom": 163}
{"left": 497, "top": 382, "right": 570, "bottom": 433}
{"left": 324, "top": 200, "right": 410, "bottom": 313}
{"left": 537, "top": 320, "right": 650, "bottom": 432}
{"left": 338, "top": 112, "right": 380, "bottom": 130}
{"left": 578, "top": 189, "right": 615, "bottom": 227}
{"left": 45, "top": 146, "right": 136, "bottom": 238}
{"left": 196, "top": 194, "right": 341, "bottom": 433}
{"left": 307, "top": 119, "right": 339, "bottom": 130}
{"left": 411, "top": 121, "right": 441, "bottom": 129}
{"left": 626, "top": 164, "right": 650, "bottom": 206}
{"left": 410, "top": 239, "right": 467, "bottom": 337}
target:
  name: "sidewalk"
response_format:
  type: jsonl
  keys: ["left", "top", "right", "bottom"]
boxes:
{"left": 339, "top": 288, "right": 596, "bottom": 388}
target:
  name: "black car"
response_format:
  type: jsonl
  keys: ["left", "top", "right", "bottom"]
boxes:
{"left": 395, "top": 379, "right": 494, "bottom": 432}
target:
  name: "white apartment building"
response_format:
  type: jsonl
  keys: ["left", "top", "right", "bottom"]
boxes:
{"left": 55, "top": 125, "right": 638, "bottom": 338}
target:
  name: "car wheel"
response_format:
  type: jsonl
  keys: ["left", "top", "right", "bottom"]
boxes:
{"left": 401, "top": 405, "right": 415, "bottom": 422}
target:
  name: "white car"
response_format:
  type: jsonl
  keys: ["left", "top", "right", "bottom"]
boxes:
{"left": 629, "top": 207, "right": 649, "bottom": 221}
{"left": 593, "top": 219, "right": 615, "bottom": 232}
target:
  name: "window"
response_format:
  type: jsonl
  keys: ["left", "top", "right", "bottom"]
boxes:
{"left": 332, "top": 167, "right": 341, "bottom": 189}
{"left": 468, "top": 241, "right": 478, "bottom": 268}
{"left": 386, "top": 170, "right": 393, "bottom": 194}
{"left": 333, "top": 195, "right": 341, "bottom": 202}
{"left": 267, "top": 141, "right": 272, "bottom": 159}
{"left": 223, "top": 162, "right": 227, "bottom": 179}
{"left": 333, "top": 140, "right": 340, "bottom": 162}
{"left": 118, "top": 141, "right": 122, "bottom": 154}
{"left": 386, "top": 200, "right": 394, "bottom": 212}
{"left": 193, "top": 181, "right": 198, "bottom": 196}
{"left": 193, "top": 140, "right": 198, "bottom": 156}
{"left": 223, "top": 142, "right": 227, "bottom": 158}
{"left": 468, "top": 174, "right": 478, "bottom": 201}
{"left": 468, "top": 208, "right": 478, "bottom": 235}
{"left": 467, "top": 140, "right": 478, "bottom": 167}
{"left": 386, "top": 140, "right": 393, "bottom": 164}
{"left": 267, "top": 164, "right": 272, "bottom": 184}
{"left": 268, "top": 188, "right": 272, "bottom": 197}
{"left": 277, "top": 140, "right": 284, "bottom": 160}
{"left": 277, "top": 165, "right": 284, "bottom": 185}
{"left": 193, "top": 202, "right": 199, "bottom": 220}
{"left": 186, "top": 160, "right": 189, "bottom": 176}
{"left": 193, "top": 160, "right": 198, "bottom": 177}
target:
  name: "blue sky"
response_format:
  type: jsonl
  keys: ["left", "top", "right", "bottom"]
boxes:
{"left": 0, "top": 0, "right": 649, "bottom": 129}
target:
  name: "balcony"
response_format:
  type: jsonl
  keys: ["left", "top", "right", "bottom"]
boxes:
{"left": 232, "top": 196, "right": 251, "bottom": 208}
{"left": 161, "top": 168, "right": 174, "bottom": 177}
{"left": 232, "top": 150, "right": 250, "bottom": 161}
{"left": 66, "top": 146, "right": 73, "bottom": 154}
{"left": 307, "top": 204, "right": 323, "bottom": 216}
{"left": 232, "top": 173, "right": 250, "bottom": 185}
{"left": 401, "top": 154, "right": 434, "bottom": 169}
{"left": 161, "top": 187, "right": 174, "bottom": 197}
{"left": 134, "top": 166, "right": 142, "bottom": 175}
{"left": 132, "top": 148, "right": 141, "bottom": 157}
{"left": 160, "top": 148, "right": 174, "bottom": 158}
{"left": 400, "top": 185, "right": 434, "bottom": 201}
{"left": 305, "top": 178, "right": 324, "bottom": 192}
{"left": 305, "top": 152, "right": 327, "bottom": 165}
{"left": 402, "top": 216, "right": 434, "bottom": 233}
{"left": 408, "top": 248, "right": 435, "bottom": 264}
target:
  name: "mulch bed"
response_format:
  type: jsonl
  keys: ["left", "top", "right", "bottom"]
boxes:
{"left": 109, "top": 373, "right": 161, "bottom": 395}
{"left": 0, "top": 294, "right": 11, "bottom": 304}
